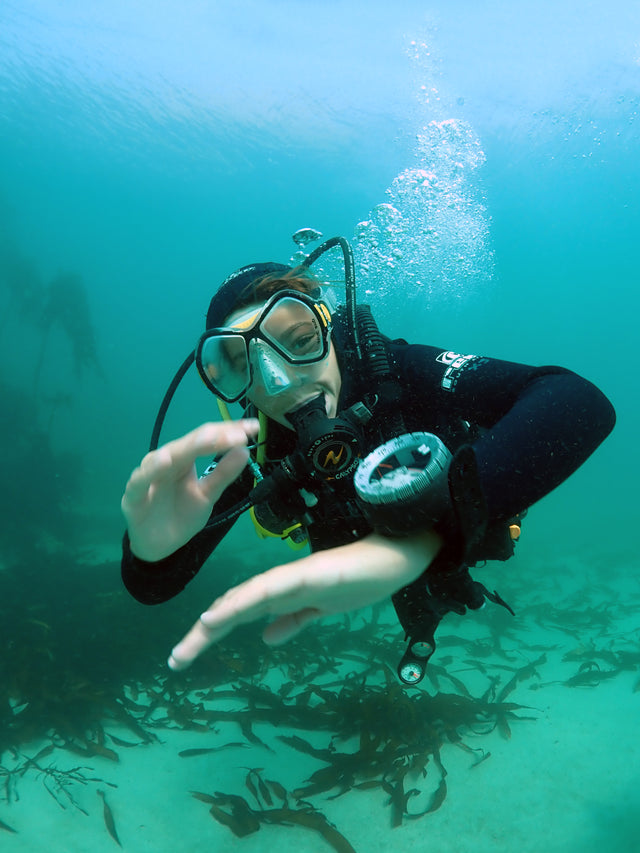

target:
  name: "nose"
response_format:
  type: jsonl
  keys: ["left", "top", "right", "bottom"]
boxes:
{"left": 249, "top": 340, "right": 300, "bottom": 396}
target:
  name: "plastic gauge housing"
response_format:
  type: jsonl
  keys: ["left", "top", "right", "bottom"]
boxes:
{"left": 353, "top": 432, "right": 452, "bottom": 536}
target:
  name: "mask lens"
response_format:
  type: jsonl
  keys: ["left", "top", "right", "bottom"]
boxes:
{"left": 197, "top": 293, "right": 330, "bottom": 401}
{"left": 199, "top": 334, "right": 249, "bottom": 401}
{"left": 260, "top": 297, "right": 325, "bottom": 362}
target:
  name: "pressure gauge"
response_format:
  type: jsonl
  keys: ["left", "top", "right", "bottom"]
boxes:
{"left": 398, "top": 660, "right": 426, "bottom": 685}
{"left": 397, "top": 640, "right": 436, "bottom": 685}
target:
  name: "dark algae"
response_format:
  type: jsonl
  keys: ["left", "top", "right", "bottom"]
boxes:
{"left": 0, "top": 816, "right": 18, "bottom": 833}
{"left": 1, "top": 550, "right": 638, "bottom": 846}
{"left": 98, "top": 789, "right": 122, "bottom": 847}
{"left": 191, "top": 782, "right": 358, "bottom": 853}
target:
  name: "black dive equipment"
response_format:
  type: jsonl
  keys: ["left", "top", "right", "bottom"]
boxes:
{"left": 146, "top": 232, "right": 513, "bottom": 688}
{"left": 285, "top": 395, "right": 367, "bottom": 482}
{"left": 245, "top": 394, "right": 372, "bottom": 541}
{"left": 398, "top": 640, "right": 437, "bottom": 686}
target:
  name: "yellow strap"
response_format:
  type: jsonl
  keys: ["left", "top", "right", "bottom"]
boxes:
{"left": 249, "top": 506, "right": 309, "bottom": 550}
{"left": 216, "top": 399, "right": 232, "bottom": 422}
{"left": 256, "top": 410, "right": 268, "bottom": 465}
{"left": 217, "top": 400, "right": 308, "bottom": 550}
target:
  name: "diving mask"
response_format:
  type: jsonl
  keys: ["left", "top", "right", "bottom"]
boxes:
{"left": 195, "top": 290, "right": 333, "bottom": 402}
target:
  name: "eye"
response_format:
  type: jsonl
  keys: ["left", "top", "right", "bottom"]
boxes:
{"left": 290, "top": 328, "right": 320, "bottom": 353}
{"left": 222, "top": 339, "right": 247, "bottom": 372}
{"left": 228, "top": 352, "right": 246, "bottom": 370}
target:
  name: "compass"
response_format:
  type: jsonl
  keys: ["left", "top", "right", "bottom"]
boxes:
{"left": 353, "top": 432, "right": 453, "bottom": 536}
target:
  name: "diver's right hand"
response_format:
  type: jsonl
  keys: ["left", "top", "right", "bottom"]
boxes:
{"left": 121, "top": 419, "right": 259, "bottom": 562}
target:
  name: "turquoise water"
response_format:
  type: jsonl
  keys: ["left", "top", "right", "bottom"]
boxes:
{"left": 0, "top": 3, "right": 638, "bottom": 851}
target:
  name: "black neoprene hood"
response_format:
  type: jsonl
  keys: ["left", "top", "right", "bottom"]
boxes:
{"left": 205, "top": 262, "right": 292, "bottom": 330}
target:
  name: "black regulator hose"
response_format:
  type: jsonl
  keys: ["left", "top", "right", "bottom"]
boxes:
{"left": 203, "top": 495, "right": 253, "bottom": 530}
{"left": 145, "top": 350, "right": 254, "bottom": 531}
{"left": 355, "top": 305, "right": 391, "bottom": 380}
{"left": 302, "top": 236, "right": 361, "bottom": 362}
{"left": 149, "top": 350, "right": 195, "bottom": 451}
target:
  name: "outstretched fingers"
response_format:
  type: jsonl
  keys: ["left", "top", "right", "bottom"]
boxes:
{"left": 262, "top": 608, "right": 322, "bottom": 645}
{"left": 168, "top": 566, "right": 312, "bottom": 670}
{"left": 121, "top": 445, "right": 174, "bottom": 507}
{"left": 122, "top": 419, "right": 258, "bottom": 510}
{"left": 162, "top": 419, "right": 260, "bottom": 476}
{"left": 196, "top": 445, "right": 251, "bottom": 503}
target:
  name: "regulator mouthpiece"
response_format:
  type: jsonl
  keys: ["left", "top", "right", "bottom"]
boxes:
{"left": 286, "top": 395, "right": 361, "bottom": 481}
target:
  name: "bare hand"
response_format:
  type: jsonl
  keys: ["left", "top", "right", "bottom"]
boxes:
{"left": 121, "top": 419, "right": 259, "bottom": 562}
{"left": 168, "top": 530, "right": 442, "bottom": 670}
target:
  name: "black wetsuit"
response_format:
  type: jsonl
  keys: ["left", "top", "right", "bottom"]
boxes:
{"left": 121, "top": 341, "right": 615, "bottom": 613}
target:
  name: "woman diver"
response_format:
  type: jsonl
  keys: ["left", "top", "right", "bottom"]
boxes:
{"left": 120, "top": 237, "right": 615, "bottom": 684}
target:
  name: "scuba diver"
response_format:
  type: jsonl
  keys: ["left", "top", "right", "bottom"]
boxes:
{"left": 120, "top": 236, "right": 615, "bottom": 684}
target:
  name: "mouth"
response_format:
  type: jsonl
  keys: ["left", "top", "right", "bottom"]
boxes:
{"left": 285, "top": 392, "right": 327, "bottom": 416}
{"left": 284, "top": 393, "right": 329, "bottom": 432}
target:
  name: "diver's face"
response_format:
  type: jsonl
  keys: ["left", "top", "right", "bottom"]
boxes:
{"left": 221, "top": 297, "right": 341, "bottom": 428}
{"left": 247, "top": 340, "right": 342, "bottom": 428}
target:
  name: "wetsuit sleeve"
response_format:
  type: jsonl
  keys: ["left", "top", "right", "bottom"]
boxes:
{"left": 394, "top": 344, "right": 616, "bottom": 521}
{"left": 120, "top": 468, "right": 253, "bottom": 605}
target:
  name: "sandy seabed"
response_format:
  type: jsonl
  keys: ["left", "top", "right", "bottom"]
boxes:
{"left": 2, "top": 553, "right": 638, "bottom": 853}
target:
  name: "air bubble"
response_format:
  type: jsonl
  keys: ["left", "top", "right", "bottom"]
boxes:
{"left": 353, "top": 118, "right": 493, "bottom": 324}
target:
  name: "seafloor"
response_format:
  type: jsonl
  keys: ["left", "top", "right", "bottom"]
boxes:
{"left": 1, "top": 538, "right": 637, "bottom": 853}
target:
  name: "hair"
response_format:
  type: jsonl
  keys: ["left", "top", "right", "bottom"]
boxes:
{"left": 231, "top": 266, "right": 321, "bottom": 313}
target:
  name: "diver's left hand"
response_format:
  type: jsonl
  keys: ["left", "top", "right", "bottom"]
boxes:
{"left": 168, "top": 530, "right": 442, "bottom": 670}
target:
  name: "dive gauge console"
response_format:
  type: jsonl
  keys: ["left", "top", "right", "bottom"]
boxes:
{"left": 354, "top": 432, "right": 452, "bottom": 536}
